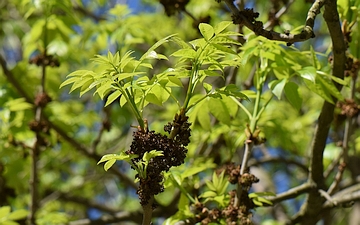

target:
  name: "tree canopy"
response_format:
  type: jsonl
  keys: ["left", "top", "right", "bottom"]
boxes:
{"left": 1, "top": 0, "right": 360, "bottom": 225}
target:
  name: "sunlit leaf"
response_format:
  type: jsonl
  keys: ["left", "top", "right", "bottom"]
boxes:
{"left": 199, "top": 23, "right": 214, "bottom": 41}
{"left": 105, "top": 90, "right": 121, "bottom": 107}
{"left": 284, "top": 82, "right": 302, "bottom": 111}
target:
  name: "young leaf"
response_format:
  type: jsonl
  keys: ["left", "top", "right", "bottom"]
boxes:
{"left": 298, "top": 66, "right": 316, "bottom": 83}
{"left": 199, "top": 23, "right": 214, "bottom": 41}
{"left": 208, "top": 98, "right": 230, "bottom": 125}
{"left": 105, "top": 90, "right": 121, "bottom": 107}
{"left": 214, "top": 21, "right": 233, "bottom": 34}
{"left": 203, "top": 82, "right": 212, "bottom": 93}
{"left": 284, "top": 82, "right": 302, "bottom": 111}
{"left": 269, "top": 78, "right": 287, "bottom": 100}
{"left": 171, "top": 49, "right": 196, "bottom": 59}
{"left": 5, "top": 98, "right": 33, "bottom": 111}
{"left": 142, "top": 150, "right": 164, "bottom": 162}
{"left": 104, "top": 159, "right": 117, "bottom": 171}
{"left": 8, "top": 209, "right": 28, "bottom": 220}
{"left": 140, "top": 34, "right": 176, "bottom": 61}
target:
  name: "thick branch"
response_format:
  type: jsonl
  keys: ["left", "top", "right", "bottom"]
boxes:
{"left": 221, "top": 0, "right": 325, "bottom": 44}
{"left": 0, "top": 54, "right": 32, "bottom": 103}
{"left": 291, "top": 0, "right": 346, "bottom": 224}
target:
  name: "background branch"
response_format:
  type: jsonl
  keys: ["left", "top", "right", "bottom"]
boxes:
{"left": 221, "top": 0, "right": 325, "bottom": 44}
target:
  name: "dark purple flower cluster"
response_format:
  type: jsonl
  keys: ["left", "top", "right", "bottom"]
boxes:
{"left": 126, "top": 114, "right": 191, "bottom": 205}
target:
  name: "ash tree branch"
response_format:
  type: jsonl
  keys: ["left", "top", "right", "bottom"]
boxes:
{"left": 323, "top": 183, "right": 360, "bottom": 208}
{"left": 221, "top": 0, "right": 326, "bottom": 44}
{"left": 290, "top": 0, "right": 346, "bottom": 224}
{"left": 0, "top": 54, "right": 33, "bottom": 103}
{"left": 267, "top": 182, "right": 316, "bottom": 205}
{"left": 1, "top": 52, "right": 137, "bottom": 191}
{"left": 47, "top": 120, "right": 138, "bottom": 190}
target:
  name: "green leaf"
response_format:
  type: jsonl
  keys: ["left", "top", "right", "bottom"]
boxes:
{"left": 104, "top": 159, "right": 116, "bottom": 171}
{"left": 303, "top": 79, "right": 334, "bottom": 103}
{"left": 140, "top": 34, "right": 176, "bottom": 61}
{"left": 59, "top": 76, "right": 79, "bottom": 89}
{"left": 216, "top": 84, "right": 248, "bottom": 99}
{"left": 171, "top": 49, "right": 196, "bottom": 59}
{"left": 200, "top": 191, "right": 217, "bottom": 198}
{"left": 171, "top": 36, "right": 192, "bottom": 49}
{"left": 298, "top": 66, "right": 316, "bottom": 82}
{"left": 114, "top": 72, "right": 145, "bottom": 82}
{"left": 104, "top": 90, "right": 121, "bottom": 107}
{"left": 316, "top": 74, "right": 344, "bottom": 101}
{"left": 199, "top": 23, "right": 214, "bottom": 41}
{"left": 210, "top": 43, "right": 237, "bottom": 55}
{"left": 208, "top": 98, "right": 230, "bottom": 125}
{"left": 194, "top": 100, "right": 211, "bottom": 130}
{"left": 203, "top": 82, "right": 212, "bottom": 93}
{"left": 8, "top": 209, "right": 28, "bottom": 220}
{"left": 5, "top": 98, "right": 33, "bottom": 111}
{"left": 0, "top": 206, "right": 11, "bottom": 218}
{"left": 214, "top": 21, "right": 233, "bottom": 34}
{"left": 119, "top": 94, "right": 127, "bottom": 107}
{"left": 284, "top": 82, "right": 302, "bottom": 111}
{"left": 93, "top": 80, "right": 113, "bottom": 99}
{"left": 98, "top": 153, "right": 138, "bottom": 171}
{"left": 269, "top": 79, "right": 286, "bottom": 100}
{"left": 142, "top": 150, "right": 164, "bottom": 162}
{"left": 1, "top": 221, "right": 19, "bottom": 225}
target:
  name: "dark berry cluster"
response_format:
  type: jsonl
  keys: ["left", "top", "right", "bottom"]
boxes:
{"left": 222, "top": 190, "right": 255, "bottom": 225}
{"left": 29, "top": 54, "right": 60, "bottom": 67}
{"left": 126, "top": 114, "right": 191, "bottom": 205}
{"left": 344, "top": 55, "right": 360, "bottom": 78}
{"left": 34, "top": 92, "right": 52, "bottom": 107}
{"left": 223, "top": 163, "right": 259, "bottom": 190}
{"left": 191, "top": 189, "right": 256, "bottom": 225}
{"left": 164, "top": 112, "right": 191, "bottom": 146}
{"left": 336, "top": 99, "right": 360, "bottom": 118}
{"left": 192, "top": 202, "right": 221, "bottom": 224}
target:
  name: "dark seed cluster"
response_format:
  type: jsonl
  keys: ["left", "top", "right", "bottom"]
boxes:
{"left": 126, "top": 114, "right": 191, "bottom": 205}
{"left": 222, "top": 190, "right": 255, "bottom": 225}
{"left": 191, "top": 188, "right": 256, "bottom": 225}
{"left": 336, "top": 99, "right": 360, "bottom": 118}
{"left": 164, "top": 112, "right": 191, "bottom": 146}
{"left": 29, "top": 54, "right": 60, "bottom": 67}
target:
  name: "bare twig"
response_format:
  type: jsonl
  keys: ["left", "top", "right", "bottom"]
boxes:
{"left": 267, "top": 182, "right": 316, "bottom": 205}
{"left": 323, "top": 183, "right": 360, "bottom": 208}
{"left": 248, "top": 156, "right": 308, "bottom": 173}
{"left": 263, "top": 0, "right": 296, "bottom": 29}
{"left": 221, "top": 0, "right": 326, "bottom": 44}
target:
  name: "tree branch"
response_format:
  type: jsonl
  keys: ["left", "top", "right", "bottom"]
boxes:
{"left": 0, "top": 54, "right": 32, "bottom": 103}
{"left": 47, "top": 120, "right": 138, "bottom": 190}
{"left": 267, "top": 182, "right": 316, "bottom": 205}
{"left": 323, "top": 183, "right": 360, "bottom": 208}
{"left": 221, "top": 0, "right": 326, "bottom": 44}
{"left": 290, "top": 0, "right": 346, "bottom": 224}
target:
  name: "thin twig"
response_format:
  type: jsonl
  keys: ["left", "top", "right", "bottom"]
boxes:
{"left": 263, "top": 0, "right": 296, "bottom": 30}
{"left": 267, "top": 182, "right": 316, "bottom": 205}
{"left": 221, "top": 0, "right": 325, "bottom": 44}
